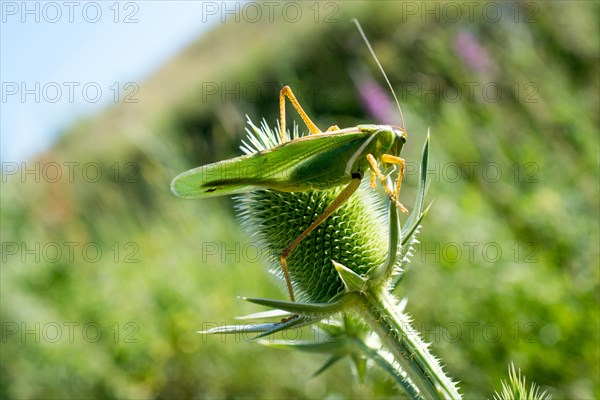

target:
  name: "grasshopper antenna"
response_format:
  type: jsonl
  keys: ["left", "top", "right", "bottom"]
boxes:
{"left": 352, "top": 18, "right": 406, "bottom": 132}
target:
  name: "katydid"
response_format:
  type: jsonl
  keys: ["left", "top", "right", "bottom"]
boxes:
{"left": 171, "top": 20, "right": 409, "bottom": 303}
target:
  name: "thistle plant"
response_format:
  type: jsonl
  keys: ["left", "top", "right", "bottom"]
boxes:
{"left": 493, "top": 364, "right": 551, "bottom": 400}
{"left": 203, "top": 118, "right": 461, "bottom": 399}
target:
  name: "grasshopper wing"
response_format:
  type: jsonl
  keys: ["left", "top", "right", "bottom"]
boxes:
{"left": 171, "top": 130, "right": 370, "bottom": 199}
{"left": 171, "top": 151, "right": 282, "bottom": 199}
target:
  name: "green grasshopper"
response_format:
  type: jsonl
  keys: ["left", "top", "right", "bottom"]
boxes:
{"left": 172, "top": 20, "right": 408, "bottom": 303}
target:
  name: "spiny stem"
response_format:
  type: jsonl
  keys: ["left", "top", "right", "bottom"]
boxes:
{"left": 352, "top": 336, "right": 421, "bottom": 399}
{"left": 355, "top": 288, "right": 461, "bottom": 399}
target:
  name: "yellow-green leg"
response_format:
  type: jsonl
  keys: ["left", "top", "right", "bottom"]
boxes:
{"left": 280, "top": 177, "right": 361, "bottom": 302}
{"left": 367, "top": 154, "right": 408, "bottom": 214}
{"left": 279, "top": 85, "right": 322, "bottom": 143}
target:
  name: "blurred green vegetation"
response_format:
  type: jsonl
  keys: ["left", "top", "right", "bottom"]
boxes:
{"left": 2, "top": 1, "right": 598, "bottom": 398}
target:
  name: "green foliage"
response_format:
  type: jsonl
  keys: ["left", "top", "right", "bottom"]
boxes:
{"left": 2, "top": 1, "right": 598, "bottom": 399}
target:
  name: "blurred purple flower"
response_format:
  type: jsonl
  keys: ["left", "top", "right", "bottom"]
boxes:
{"left": 454, "top": 31, "right": 497, "bottom": 75}
{"left": 353, "top": 71, "right": 398, "bottom": 125}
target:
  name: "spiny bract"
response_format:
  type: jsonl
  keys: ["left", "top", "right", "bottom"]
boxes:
{"left": 235, "top": 118, "right": 389, "bottom": 303}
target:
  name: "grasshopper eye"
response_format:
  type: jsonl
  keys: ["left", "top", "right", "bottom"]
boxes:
{"left": 392, "top": 127, "right": 407, "bottom": 144}
{"left": 390, "top": 126, "right": 407, "bottom": 155}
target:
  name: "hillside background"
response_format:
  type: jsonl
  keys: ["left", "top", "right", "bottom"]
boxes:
{"left": 2, "top": 2, "right": 599, "bottom": 399}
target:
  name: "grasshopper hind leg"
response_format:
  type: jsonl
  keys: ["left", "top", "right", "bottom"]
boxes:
{"left": 279, "top": 85, "right": 322, "bottom": 143}
{"left": 279, "top": 177, "right": 362, "bottom": 305}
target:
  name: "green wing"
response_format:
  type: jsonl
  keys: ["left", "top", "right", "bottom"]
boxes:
{"left": 171, "top": 130, "right": 371, "bottom": 199}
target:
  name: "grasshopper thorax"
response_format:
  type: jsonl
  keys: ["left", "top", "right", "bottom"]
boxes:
{"left": 357, "top": 124, "right": 407, "bottom": 157}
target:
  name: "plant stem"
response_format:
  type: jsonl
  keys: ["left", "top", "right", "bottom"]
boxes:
{"left": 355, "top": 288, "right": 461, "bottom": 400}
{"left": 352, "top": 337, "right": 421, "bottom": 399}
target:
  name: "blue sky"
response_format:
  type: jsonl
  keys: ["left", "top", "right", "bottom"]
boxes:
{"left": 1, "top": 1, "right": 222, "bottom": 162}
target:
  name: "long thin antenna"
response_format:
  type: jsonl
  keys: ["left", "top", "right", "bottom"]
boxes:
{"left": 352, "top": 18, "right": 406, "bottom": 131}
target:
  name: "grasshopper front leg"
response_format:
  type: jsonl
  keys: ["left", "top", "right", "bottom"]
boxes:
{"left": 280, "top": 176, "right": 362, "bottom": 302}
{"left": 367, "top": 154, "right": 408, "bottom": 214}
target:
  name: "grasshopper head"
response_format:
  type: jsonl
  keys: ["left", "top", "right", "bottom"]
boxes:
{"left": 391, "top": 126, "right": 407, "bottom": 155}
